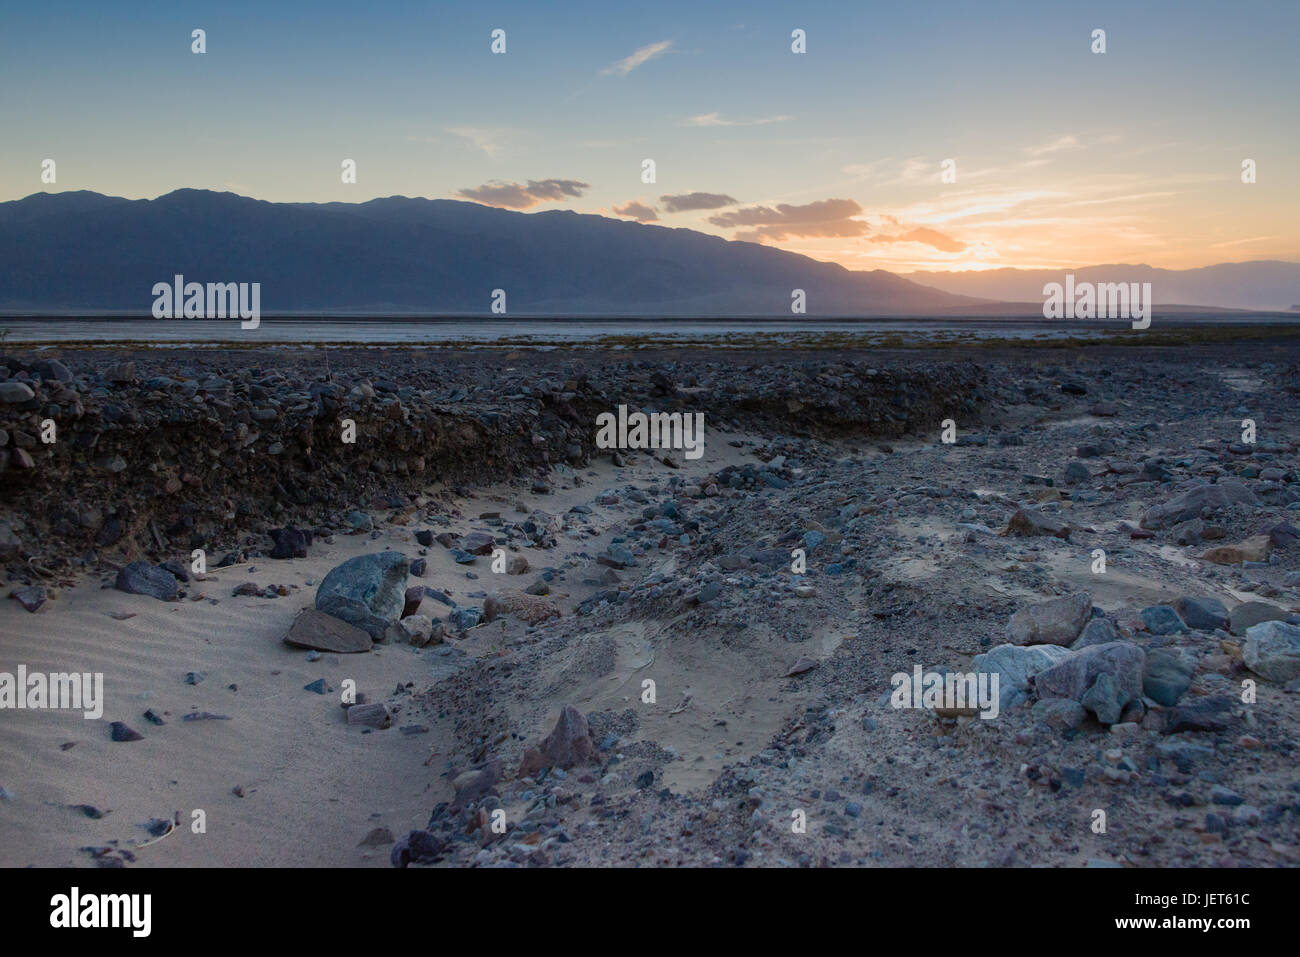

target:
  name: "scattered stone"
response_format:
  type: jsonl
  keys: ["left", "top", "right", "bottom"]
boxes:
{"left": 1165, "top": 697, "right": 1233, "bottom": 734}
{"left": 1034, "top": 641, "right": 1146, "bottom": 717}
{"left": 1141, "top": 605, "right": 1189, "bottom": 636}
{"left": 269, "top": 526, "right": 312, "bottom": 559}
{"left": 315, "top": 552, "right": 409, "bottom": 638}
{"left": 1242, "top": 621, "right": 1300, "bottom": 682}
{"left": 114, "top": 562, "right": 179, "bottom": 601}
{"left": 972, "top": 644, "right": 1074, "bottom": 709}
{"left": 1230, "top": 601, "right": 1289, "bottom": 636}
{"left": 110, "top": 722, "right": 143, "bottom": 742}
{"left": 1072, "top": 617, "right": 1118, "bottom": 649}
{"left": 1005, "top": 509, "right": 1070, "bottom": 539}
{"left": 519, "top": 705, "right": 596, "bottom": 775}
{"left": 1140, "top": 479, "right": 1257, "bottom": 530}
{"left": 9, "top": 585, "right": 46, "bottom": 612}
{"left": 1144, "top": 649, "right": 1194, "bottom": 706}
{"left": 1173, "top": 596, "right": 1229, "bottom": 632}
{"left": 784, "top": 656, "right": 818, "bottom": 676}
{"left": 391, "top": 830, "right": 447, "bottom": 867}
{"left": 284, "top": 608, "right": 373, "bottom": 653}
{"left": 1007, "top": 592, "right": 1091, "bottom": 646}
{"left": 347, "top": 703, "right": 391, "bottom": 729}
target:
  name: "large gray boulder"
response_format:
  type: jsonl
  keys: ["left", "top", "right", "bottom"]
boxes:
{"left": 1243, "top": 621, "right": 1300, "bottom": 682}
{"left": 1144, "top": 649, "right": 1194, "bottom": 707}
{"left": 972, "top": 643, "right": 1074, "bottom": 710}
{"left": 1140, "top": 479, "right": 1256, "bottom": 530}
{"left": 1034, "top": 641, "right": 1146, "bottom": 716}
{"left": 315, "top": 552, "right": 410, "bottom": 638}
{"left": 1006, "top": 592, "right": 1092, "bottom": 646}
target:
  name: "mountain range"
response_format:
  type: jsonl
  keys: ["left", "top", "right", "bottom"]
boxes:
{"left": 1, "top": 190, "right": 1296, "bottom": 315}
{"left": 905, "top": 262, "right": 1300, "bottom": 312}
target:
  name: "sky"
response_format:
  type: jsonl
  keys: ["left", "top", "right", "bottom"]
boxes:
{"left": 1, "top": 0, "right": 1297, "bottom": 273}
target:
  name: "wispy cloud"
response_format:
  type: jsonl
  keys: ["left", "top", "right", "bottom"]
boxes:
{"left": 685, "top": 112, "right": 792, "bottom": 128}
{"left": 870, "top": 226, "right": 967, "bottom": 254}
{"left": 1024, "top": 134, "right": 1081, "bottom": 157}
{"left": 602, "top": 40, "right": 672, "bottom": 76}
{"left": 446, "top": 126, "right": 511, "bottom": 160}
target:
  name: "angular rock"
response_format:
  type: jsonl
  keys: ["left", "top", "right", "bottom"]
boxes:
{"left": 10, "top": 585, "right": 46, "bottom": 613}
{"left": 1164, "top": 697, "right": 1233, "bottom": 734}
{"left": 346, "top": 703, "right": 392, "bottom": 729}
{"left": 597, "top": 543, "right": 637, "bottom": 568}
{"left": 1144, "top": 649, "right": 1194, "bottom": 706}
{"left": 1230, "top": 601, "right": 1288, "bottom": 636}
{"left": 114, "top": 562, "right": 179, "bottom": 601}
{"left": 315, "top": 552, "right": 409, "bottom": 639}
{"left": 1243, "top": 620, "right": 1300, "bottom": 682}
{"left": 1141, "top": 605, "right": 1189, "bottom": 636}
{"left": 1140, "top": 479, "right": 1257, "bottom": 530}
{"left": 1072, "top": 617, "right": 1119, "bottom": 649}
{"left": 110, "top": 721, "right": 143, "bottom": 742}
{"left": 1034, "top": 641, "right": 1146, "bottom": 707}
{"left": 460, "top": 532, "right": 496, "bottom": 555}
{"left": 520, "top": 705, "right": 596, "bottom": 774}
{"left": 1080, "top": 672, "right": 1127, "bottom": 725}
{"left": 284, "top": 608, "right": 373, "bottom": 653}
{"left": 972, "top": 643, "right": 1074, "bottom": 709}
{"left": 1007, "top": 592, "right": 1091, "bottom": 646}
{"left": 269, "top": 526, "right": 312, "bottom": 560}
{"left": 1173, "top": 595, "right": 1229, "bottom": 632}
{"left": 1006, "top": 509, "right": 1070, "bottom": 539}
{"left": 385, "top": 614, "right": 441, "bottom": 647}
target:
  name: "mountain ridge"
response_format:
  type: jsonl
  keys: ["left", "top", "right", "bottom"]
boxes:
{"left": 0, "top": 189, "right": 974, "bottom": 316}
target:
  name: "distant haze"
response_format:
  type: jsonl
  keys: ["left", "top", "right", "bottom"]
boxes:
{"left": 905, "top": 262, "right": 1300, "bottom": 312}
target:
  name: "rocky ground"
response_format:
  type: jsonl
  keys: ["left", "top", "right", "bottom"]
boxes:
{"left": 2, "top": 337, "right": 1300, "bottom": 867}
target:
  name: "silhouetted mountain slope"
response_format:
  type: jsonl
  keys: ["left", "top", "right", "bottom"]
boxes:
{"left": 0, "top": 189, "right": 978, "bottom": 316}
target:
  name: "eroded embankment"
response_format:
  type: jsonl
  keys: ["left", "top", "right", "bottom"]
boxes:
{"left": 0, "top": 349, "right": 987, "bottom": 573}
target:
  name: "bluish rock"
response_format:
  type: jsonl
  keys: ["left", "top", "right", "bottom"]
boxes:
{"left": 1143, "top": 649, "right": 1194, "bottom": 706}
{"left": 1141, "top": 605, "right": 1189, "bottom": 635}
{"left": 1173, "top": 595, "right": 1229, "bottom": 631}
{"left": 114, "top": 562, "right": 179, "bottom": 601}
{"left": 315, "top": 552, "right": 409, "bottom": 639}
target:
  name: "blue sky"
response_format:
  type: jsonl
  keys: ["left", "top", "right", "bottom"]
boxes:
{"left": 2, "top": 0, "right": 1296, "bottom": 270}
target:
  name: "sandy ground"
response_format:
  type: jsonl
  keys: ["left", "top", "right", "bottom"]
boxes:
{"left": 0, "top": 431, "right": 762, "bottom": 866}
